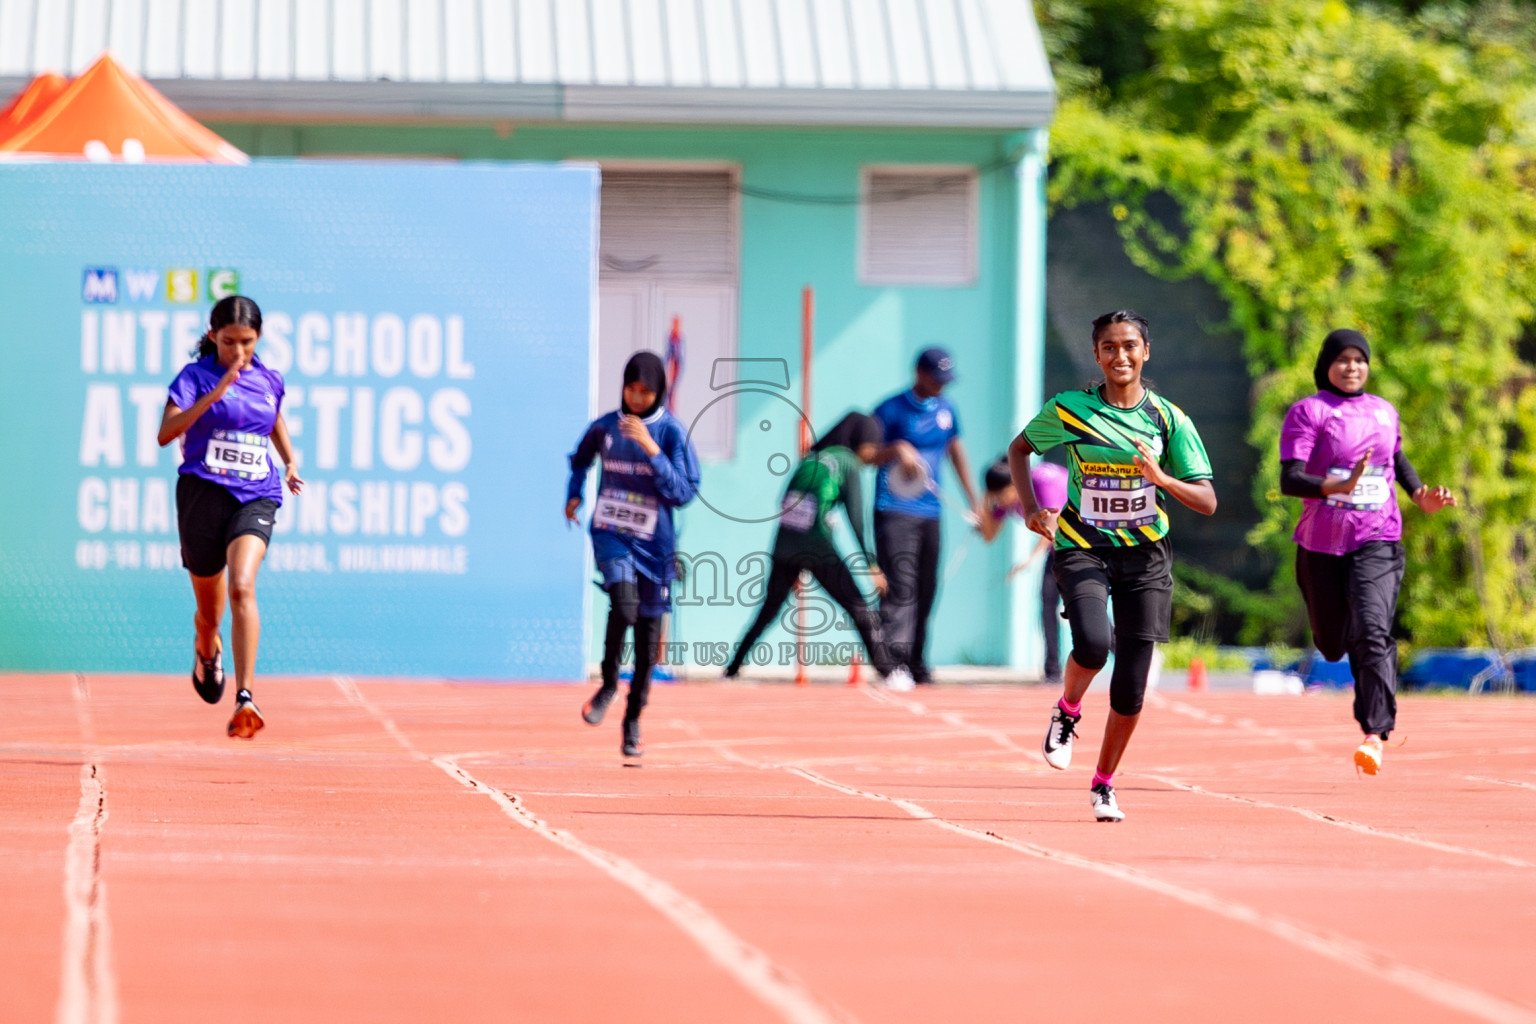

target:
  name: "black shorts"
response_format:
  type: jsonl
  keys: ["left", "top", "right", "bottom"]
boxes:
{"left": 1053, "top": 537, "right": 1174, "bottom": 642}
{"left": 176, "top": 474, "right": 279, "bottom": 577}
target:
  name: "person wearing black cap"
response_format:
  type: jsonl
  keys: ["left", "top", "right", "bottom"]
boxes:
{"left": 1279, "top": 329, "right": 1455, "bottom": 775}
{"left": 869, "top": 348, "right": 983, "bottom": 687}
{"left": 566, "top": 351, "right": 701, "bottom": 758}
{"left": 723, "top": 413, "right": 895, "bottom": 679}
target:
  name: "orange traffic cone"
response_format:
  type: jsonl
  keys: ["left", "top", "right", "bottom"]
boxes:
{"left": 1187, "top": 656, "right": 1208, "bottom": 693}
{"left": 847, "top": 650, "right": 864, "bottom": 687}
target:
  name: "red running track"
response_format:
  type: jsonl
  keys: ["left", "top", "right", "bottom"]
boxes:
{"left": 3, "top": 673, "right": 1535, "bottom": 1023}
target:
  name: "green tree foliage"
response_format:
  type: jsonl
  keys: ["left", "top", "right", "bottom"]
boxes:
{"left": 1038, "top": 0, "right": 1536, "bottom": 647}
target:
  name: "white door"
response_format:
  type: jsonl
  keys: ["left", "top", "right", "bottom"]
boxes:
{"left": 597, "top": 167, "right": 739, "bottom": 460}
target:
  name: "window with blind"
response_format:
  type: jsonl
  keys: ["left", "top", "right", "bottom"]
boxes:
{"left": 597, "top": 168, "right": 740, "bottom": 460}
{"left": 858, "top": 167, "right": 979, "bottom": 287}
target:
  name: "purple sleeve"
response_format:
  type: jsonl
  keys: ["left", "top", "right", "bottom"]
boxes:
{"left": 1278, "top": 400, "right": 1315, "bottom": 462}
{"left": 167, "top": 364, "right": 201, "bottom": 410}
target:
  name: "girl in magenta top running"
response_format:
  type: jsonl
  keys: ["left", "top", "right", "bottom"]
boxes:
{"left": 978, "top": 457, "right": 1069, "bottom": 684}
{"left": 1279, "top": 329, "right": 1454, "bottom": 775}
{"left": 158, "top": 296, "right": 303, "bottom": 739}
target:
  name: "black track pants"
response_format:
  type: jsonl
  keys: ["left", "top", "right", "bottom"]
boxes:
{"left": 728, "top": 544, "right": 893, "bottom": 677}
{"left": 1296, "top": 541, "right": 1406, "bottom": 739}
{"left": 598, "top": 591, "right": 661, "bottom": 724}
{"left": 1040, "top": 551, "right": 1061, "bottom": 681}
{"left": 624, "top": 615, "right": 660, "bottom": 723}
{"left": 874, "top": 511, "right": 941, "bottom": 680}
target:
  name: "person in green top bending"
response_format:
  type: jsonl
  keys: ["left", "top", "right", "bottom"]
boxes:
{"left": 725, "top": 413, "right": 895, "bottom": 679}
{"left": 1007, "top": 310, "right": 1218, "bottom": 822}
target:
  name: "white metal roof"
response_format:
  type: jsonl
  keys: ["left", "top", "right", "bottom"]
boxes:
{"left": 0, "top": 0, "right": 1053, "bottom": 127}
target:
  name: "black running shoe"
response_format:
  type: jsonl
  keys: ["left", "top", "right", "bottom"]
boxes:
{"left": 621, "top": 719, "right": 643, "bottom": 758}
{"left": 192, "top": 649, "right": 225, "bottom": 705}
{"left": 227, "top": 689, "right": 264, "bottom": 739}
{"left": 582, "top": 685, "right": 617, "bottom": 726}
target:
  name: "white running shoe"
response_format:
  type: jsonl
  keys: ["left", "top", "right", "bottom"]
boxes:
{"left": 1354, "top": 736, "right": 1383, "bottom": 775}
{"left": 1042, "top": 706, "right": 1079, "bottom": 770}
{"left": 885, "top": 668, "right": 916, "bottom": 692}
{"left": 1091, "top": 783, "right": 1125, "bottom": 822}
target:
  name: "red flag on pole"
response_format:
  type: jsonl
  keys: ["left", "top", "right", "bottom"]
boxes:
{"left": 665, "top": 315, "right": 683, "bottom": 413}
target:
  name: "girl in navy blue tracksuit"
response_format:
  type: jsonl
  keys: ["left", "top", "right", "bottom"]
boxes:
{"left": 566, "top": 352, "right": 700, "bottom": 757}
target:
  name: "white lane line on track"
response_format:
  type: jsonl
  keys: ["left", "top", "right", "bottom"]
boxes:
{"left": 331, "top": 677, "right": 854, "bottom": 1024}
{"left": 882, "top": 690, "right": 1533, "bottom": 870}
{"left": 433, "top": 757, "right": 854, "bottom": 1024}
{"left": 686, "top": 727, "right": 1536, "bottom": 1024}
{"left": 860, "top": 687, "right": 930, "bottom": 716}
{"left": 1147, "top": 691, "right": 1320, "bottom": 752}
{"left": 1464, "top": 775, "right": 1536, "bottom": 792}
{"left": 58, "top": 674, "right": 117, "bottom": 1024}
{"left": 1138, "top": 773, "right": 1535, "bottom": 870}
{"left": 782, "top": 764, "right": 1536, "bottom": 1024}
{"left": 332, "top": 675, "right": 426, "bottom": 759}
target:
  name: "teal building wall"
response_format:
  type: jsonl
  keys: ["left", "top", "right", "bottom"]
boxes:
{"left": 213, "top": 120, "right": 1049, "bottom": 672}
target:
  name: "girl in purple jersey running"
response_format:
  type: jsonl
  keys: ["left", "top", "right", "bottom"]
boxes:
{"left": 157, "top": 297, "right": 303, "bottom": 739}
{"left": 1279, "top": 329, "right": 1454, "bottom": 774}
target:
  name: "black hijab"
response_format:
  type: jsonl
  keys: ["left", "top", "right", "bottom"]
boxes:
{"left": 811, "top": 412, "right": 882, "bottom": 454}
{"left": 1314, "top": 329, "right": 1371, "bottom": 398}
{"left": 622, "top": 351, "right": 668, "bottom": 418}
{"left": 984, "top": 457, "right": 1013, "bottom": 494}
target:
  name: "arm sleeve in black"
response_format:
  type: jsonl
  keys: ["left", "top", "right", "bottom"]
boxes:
{"left": 1394, "top": 450, "right": 1424, "bottom": 495}
{"left": 841, "top": 459, "right": 872, "bottom": 561}
{"left": 1279, "top": 459, "right": 1326, "bottom": 500}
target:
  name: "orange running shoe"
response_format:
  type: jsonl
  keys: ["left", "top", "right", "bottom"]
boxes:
{"left": 1354, "top": 736, "right": 1383, "bottom": 775}
{"left": 227, "top": 689, "right": 265, "bottom": 739}
{"left": 582, "top": 685, "right": 617, "bottom": 726}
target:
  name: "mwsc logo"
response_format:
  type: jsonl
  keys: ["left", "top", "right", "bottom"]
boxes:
{"left": 81, "top": 267, "right": 241, "bottom": 303}
{"left": 81, "top": 268, "right": 118, "bottom": 303}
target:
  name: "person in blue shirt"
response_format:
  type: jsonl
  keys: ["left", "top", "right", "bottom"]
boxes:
{"left": 566, "top": 352, "right": 700, "bottom": 757}
{"left": 870, "top": 348, "right": 983, "bottom": 686}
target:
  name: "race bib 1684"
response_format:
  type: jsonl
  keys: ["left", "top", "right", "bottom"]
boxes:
{"left": 204, "top": 430, "right": 270, "bottom": 480}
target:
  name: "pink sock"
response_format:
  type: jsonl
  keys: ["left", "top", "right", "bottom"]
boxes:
{"left": 1091, "top": 769, "right": 1113, "bottom": 789}
{"left": 1058, "top": 696, "right": 1082, "bottom": 717}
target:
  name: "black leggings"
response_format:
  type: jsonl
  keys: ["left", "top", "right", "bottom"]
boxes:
{"left": 1064, "top": 596, "right": 1157, "bottom": 717}
{"left": 1295, "top": 541, "right": 1405, "bottom": 738}
{"left": 598, "top": 581, "right": 661, "bottom": 723}
{"left": 727, "top": 546, "right": 893, "bottom": 677}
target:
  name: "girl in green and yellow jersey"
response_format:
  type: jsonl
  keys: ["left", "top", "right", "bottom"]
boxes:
{"left": 725, "top": 413, "right": 895, "bottom": 680}
{"left": 1007, "top": 311, "right": 1217, "bottom": 822}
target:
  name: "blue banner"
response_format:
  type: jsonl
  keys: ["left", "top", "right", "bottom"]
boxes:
{"left": 0, "top": 161, "right": 596, "bottom": 679}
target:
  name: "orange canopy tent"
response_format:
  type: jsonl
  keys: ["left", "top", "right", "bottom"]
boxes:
{"left": 0, "top": 53, "right": 246, "bottom": 163}
{"left": 0, "top": 72, "right": 68, "bottom": 144}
